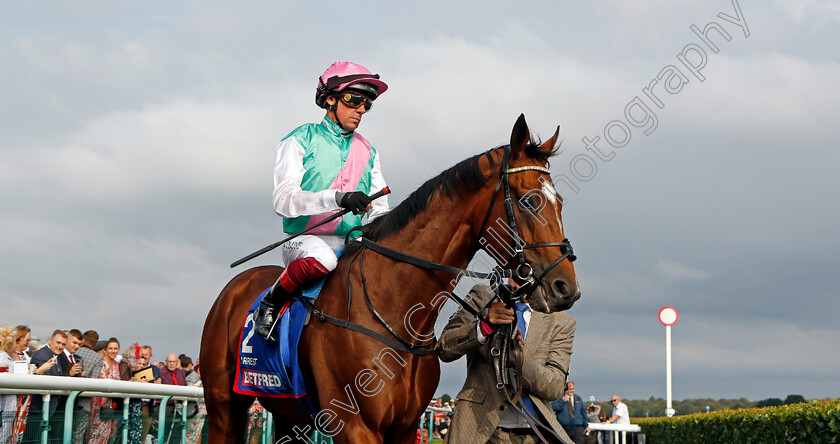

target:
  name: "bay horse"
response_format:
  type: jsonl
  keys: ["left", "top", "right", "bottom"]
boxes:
{"left": 199, "top": 114, "right": 581, "bottom": 443}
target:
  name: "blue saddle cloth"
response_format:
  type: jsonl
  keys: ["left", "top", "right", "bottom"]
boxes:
{"left": 232, "top": 272, "right": 333, "bottom": 417}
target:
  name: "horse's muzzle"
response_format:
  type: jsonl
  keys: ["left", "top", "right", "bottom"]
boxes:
{"left": 548, "top": 278, "right": 581, "bottom": 311}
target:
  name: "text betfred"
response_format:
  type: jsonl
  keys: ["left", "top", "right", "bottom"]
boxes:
{"left": 241, "top": 369, "right": 285, "bottom": 389}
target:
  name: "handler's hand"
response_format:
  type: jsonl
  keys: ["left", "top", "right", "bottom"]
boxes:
{"left": 514, "top": 328, "right": 524, "bottom": 349}
{"left": 487, "top": 301, "right": 515, "bottom": 325}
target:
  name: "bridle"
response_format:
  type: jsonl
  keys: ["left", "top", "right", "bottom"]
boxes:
{"left": 474, "top": 145, "right": 576, "bottom": 303}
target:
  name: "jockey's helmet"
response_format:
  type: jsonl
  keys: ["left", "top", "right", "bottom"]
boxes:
{"left": 315, "top": 61, "right": 388, "bottom": 109}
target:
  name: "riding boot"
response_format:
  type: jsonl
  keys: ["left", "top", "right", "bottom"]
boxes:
{"left": 254, "top": 257, "right": 331, "bottom": 342}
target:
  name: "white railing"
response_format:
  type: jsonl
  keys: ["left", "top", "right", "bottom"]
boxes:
{"left": 0, "top": 373, "right": 203, "bottom": 398}
{"left": 0, "top": 373, "right": 204, "bottom": 444}
{"left": 589, "top": 422, "right": 643, "bottom": 444}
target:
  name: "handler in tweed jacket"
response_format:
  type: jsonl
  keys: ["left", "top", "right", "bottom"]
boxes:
{"left": 437, "top": 284, "right": 575, "bottom": 444}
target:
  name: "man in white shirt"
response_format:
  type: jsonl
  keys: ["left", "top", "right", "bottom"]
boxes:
{"left": 605, "top": 395, "right": 630, "bottom": 425}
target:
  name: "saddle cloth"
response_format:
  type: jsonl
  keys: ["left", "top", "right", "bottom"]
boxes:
{"left": 232, "top": 275, "right": 333, "bottom": 416}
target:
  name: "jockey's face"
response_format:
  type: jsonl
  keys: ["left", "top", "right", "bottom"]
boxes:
{"left": 326, "top": 90, "right": 373, "bottom": 132}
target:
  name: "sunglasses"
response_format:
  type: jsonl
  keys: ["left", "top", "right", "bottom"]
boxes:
{"left": 339, "top": 91, "right": 373, "bottom": 111}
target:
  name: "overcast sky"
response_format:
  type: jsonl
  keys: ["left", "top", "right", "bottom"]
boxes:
{"left": 2, "top": 0, "right": 839, "bottom": 405}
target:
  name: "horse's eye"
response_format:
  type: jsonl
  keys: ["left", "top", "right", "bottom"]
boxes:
{"left": 519, "top": 195, "right": 539, "bottom": 210}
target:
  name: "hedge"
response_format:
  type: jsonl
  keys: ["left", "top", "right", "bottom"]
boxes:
{"left": 637, "top": 399, "right": 840, "bottom": 443}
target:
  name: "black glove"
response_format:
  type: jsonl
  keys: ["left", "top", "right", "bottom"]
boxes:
{"left": 339, "top": 191, "right": 372, "bottom": 215}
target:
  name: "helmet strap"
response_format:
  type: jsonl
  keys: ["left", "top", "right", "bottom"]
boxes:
{"left": 326, "top": 95, "right": 351, "bottom": 132}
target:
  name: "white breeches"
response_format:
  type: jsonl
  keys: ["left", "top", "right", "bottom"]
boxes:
{"left": 279, "top": 234, "right": 340, "bottom": 272}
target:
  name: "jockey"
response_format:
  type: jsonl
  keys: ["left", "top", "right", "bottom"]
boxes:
{"left": 254, "top": 61, "right": 391, "bottom": 340}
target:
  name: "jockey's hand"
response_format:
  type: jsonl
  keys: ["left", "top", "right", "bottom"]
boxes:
{"left": 338, "top": 191, "right": 373, "bottom": 215}
{"left": 486, "top": 301, "right": 515, "bottom": 325}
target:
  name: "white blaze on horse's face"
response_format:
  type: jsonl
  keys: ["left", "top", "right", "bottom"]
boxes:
{"left": 539, "top": 177, "right": 564, "bottom": 234}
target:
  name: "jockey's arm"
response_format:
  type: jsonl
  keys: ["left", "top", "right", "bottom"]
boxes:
{"left": 273, "top": 137, "right": 342, "bottom": 218}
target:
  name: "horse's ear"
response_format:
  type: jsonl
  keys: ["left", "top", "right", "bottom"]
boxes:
{"left": 540, "top": 125, "right": 561, "bottom": 151}
{"left": 510, "top": 114, "right": 531, "bottom": 157}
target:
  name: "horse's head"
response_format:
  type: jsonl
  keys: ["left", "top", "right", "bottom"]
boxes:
{"left": 477, "top": 114, "right": 580, "bottom": 312}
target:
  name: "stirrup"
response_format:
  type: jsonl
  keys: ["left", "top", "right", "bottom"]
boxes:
{"left": 263, "top": 316, "right": 279, "bottom": 343}
{"left": 254, "top": 299, "right": 278, "bottom": 342}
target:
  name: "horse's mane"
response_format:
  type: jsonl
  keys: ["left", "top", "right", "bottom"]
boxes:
{"left": 361, "top": 140, "right": 557, "bottom": 242}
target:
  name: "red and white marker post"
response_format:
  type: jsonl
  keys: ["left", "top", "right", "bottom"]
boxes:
{"left": 659, "top": 306, "right": 679, "bottom": 417}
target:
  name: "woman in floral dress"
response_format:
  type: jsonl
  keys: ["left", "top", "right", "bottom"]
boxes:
{"left": 87, "top": 338, "right": 121, "bottom": 444}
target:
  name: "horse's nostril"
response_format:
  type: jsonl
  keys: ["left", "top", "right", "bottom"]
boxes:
{"left": 553, "top": 280, "right": 569, "bottom": 296}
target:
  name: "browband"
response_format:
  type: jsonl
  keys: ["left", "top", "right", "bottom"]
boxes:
{"left": 504, "top": 165, "right": 550, "bottom": 174}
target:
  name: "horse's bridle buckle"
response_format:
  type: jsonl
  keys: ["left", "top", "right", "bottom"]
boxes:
{"left": 516, "top": 263, "right": 533, "bottom": 281}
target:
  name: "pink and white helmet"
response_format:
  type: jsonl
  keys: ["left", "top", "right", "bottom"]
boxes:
{"left": 315, "top": 61, "right": 388, "bottom": 109}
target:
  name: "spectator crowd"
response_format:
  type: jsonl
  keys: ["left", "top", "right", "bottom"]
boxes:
{"left": 0, "top": 325, "right": 204, "bottom": 444}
